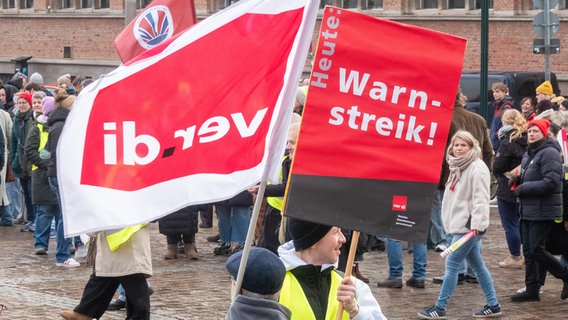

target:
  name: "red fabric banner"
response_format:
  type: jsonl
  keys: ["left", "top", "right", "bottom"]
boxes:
{"left": 114, "top": 0, "right": 197, "bottom": 64}
{"left": 285, "top": 7, "right": 467, "bottom": 242}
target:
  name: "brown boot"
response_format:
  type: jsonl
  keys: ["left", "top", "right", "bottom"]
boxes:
{"left": 59, "top": 310, "right": 92, "bottom": 320}
{"left": 353, "top": 261, "right": 369, "bottom": 283}
{"left": 184, "top": 243, "right": 199, "bottom": 260}
{"left": 164, "top": 244, "right": 177, "bottom": 259}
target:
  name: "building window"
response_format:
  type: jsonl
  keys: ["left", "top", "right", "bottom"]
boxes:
{"left": 19, "top": 0, "right": 33, "bottom": 8}
{"left": 94, "top": 0, "right": 108, "bottom": 8}
{"left": 60, "top": 0, "right": 72, "bottom": 8}
{"left": 342, "top": 0, "right": 357, "bottom": 8}
{"left": 417, "top": 0, "right": 438, "bottom": 9}
{"left": 320, "top": 0, "right": 333, "bottom": 9}
{"left": 79, "top": 0, "right": 91, "bottom": 8}
{"left": 562, "top": 0, "right": 568, "bottom": 9}
{"left": 448, "top": 0, "right": 464, "bottom": 8}
{"left": 472, "top": 0, "right": 493, "bottom": 9}
{"left": 4, "top": 0, "right": 16, "bottom": 8}
{"left": 365, "top": 0, "right": 382, "bottom": 9}
{"left": 137, "top": 0, "right": 151, "bottom": 9}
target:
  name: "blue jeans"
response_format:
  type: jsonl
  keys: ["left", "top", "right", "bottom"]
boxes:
{"left": 48, "top": 176, "right": 74, "bottom": 262}
{"left": 427, "top": 189, "right": 447, "bottom": 249}
{"left": 497, "top": 197, "right": 521, "bottom": 256}
{"left": 20, "top": 177, "right": 35, "bottom": 222}
{"left": 34, "top": 203, "right": 72, "bottom": 263}
{"left": 435, "top": 233, "right": 498, "bottom": 309}
{"left": 6, "top": 180, "right": 22, "bottom": 219}
{"left": 217, "top": 205, "right": 250, "bottom": 244}
{"left": 386, "top": 238, "right": 427, "bottom": 280}
{"left": 0, "top": 205, "right": 13, "bottom": 225}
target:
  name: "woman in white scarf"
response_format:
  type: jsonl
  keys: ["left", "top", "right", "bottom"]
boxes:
{"left": 418, "top": 130, "right": 502, "bottom": 319}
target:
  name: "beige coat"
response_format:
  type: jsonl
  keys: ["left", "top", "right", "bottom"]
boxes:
{"left": 0, "top": 110, "right": 12, "bottom": 206}
{"left": 95, "top": 226, "right": 152, "bottom": 277}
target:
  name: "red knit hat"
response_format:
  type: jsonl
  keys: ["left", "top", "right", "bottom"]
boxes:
{"left": 528, "top": 118, "right": 550, "bottom": 136}
{"left": 17, "top": 93, "right": 32, "bottom": 106}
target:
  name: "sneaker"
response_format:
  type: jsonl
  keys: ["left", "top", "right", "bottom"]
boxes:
{"left": 20, "top": 221, "right": 32, "bottom": 232}
{"left": 516, "top": 287, "right": 543, "bottom": 294}
{"left": 213, "top": 242, "right": 232, "bottom": 255}
{"left": 511, "top": 291, "right": 540, "bottom": 302}
{"left": 35, "top": 247, "right": 47, "bottom": 255}
{"left": 377, "top": 277, "right": 403, "bottom": 288}
{"left": 435, "top": 244, "right": 448, "bottom": 252}
{"left": 107, "top": 298, "right": 126, "bottom": 311}
{"left": 498, "top": 256, "right": 524, "bottom": 269}
{"left": 418, "top": 305, "right": 446, "bottom": 319}
{"left": 27, "top": 222, "right": 35, "bottom": 232}
{"left": 433, "top": 274, "right": 464, "bottom": 285}
{"left": 473, "top": 304, "right": 502, "bottom": 318}
{"left": 231, "top": 243, "right": 244, "bottom": 254}
{"left": 75, "top": 244, "right": 88, "bottom": 259}
{"left": 56, "top": 258, "right": 81, "bottom": 268}
{"left": 406, "top": 277, "right": 425, "bottom": 288}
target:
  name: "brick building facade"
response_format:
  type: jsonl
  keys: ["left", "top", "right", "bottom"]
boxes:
{"left": 1, "top": 0, "right": 567, "bottom": 91}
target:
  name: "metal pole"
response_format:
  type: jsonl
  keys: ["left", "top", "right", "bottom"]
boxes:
{"left": 544, "top": 0, "right": 551, "bottom": 81}
{"left": 480, "top": 0, "right": 489, "bottom": 122}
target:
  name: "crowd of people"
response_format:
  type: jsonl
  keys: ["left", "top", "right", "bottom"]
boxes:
{"left": 3, "top": 70, "right": 568, "bottom": 320}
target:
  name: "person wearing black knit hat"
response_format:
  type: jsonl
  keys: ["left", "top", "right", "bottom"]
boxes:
{"left": 226, "top": 247, "right": 291, "bottom": 320}
{"left": 277, "top": 218, "right": 387, "bottom": 320}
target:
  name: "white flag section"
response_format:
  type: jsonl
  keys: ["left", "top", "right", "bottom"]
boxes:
{"left": 58, "top": 0, "right": 319, "bottom": 237}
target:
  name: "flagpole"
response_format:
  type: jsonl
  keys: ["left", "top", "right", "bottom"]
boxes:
{"left": 231, "top": 181, "right": 267, "bottom": 301}
{"left": 336, "top": 230, "right": 360, "bottom": 320}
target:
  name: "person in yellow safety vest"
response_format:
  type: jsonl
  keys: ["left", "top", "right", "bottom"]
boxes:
{"left": 248, "top": 123, "right": 299, "bottom": 254}
{"left": 278, "top": 218, "right": 387, "bottom": 320}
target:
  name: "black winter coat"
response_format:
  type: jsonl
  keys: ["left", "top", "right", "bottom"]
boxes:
{"left": 517, "top": 138, "right": 563, "bottom": 221}
{"left": 493, "top": 132, "right": 527, "bottom": 203}
{"left": 158, "top": 205, "right": 199, "bottom": 236}
{"left": 25, "top": 121, "right": 57, "bottom": 204}
{"left": 46, "top": 107, "right": 69, "bottom": 177}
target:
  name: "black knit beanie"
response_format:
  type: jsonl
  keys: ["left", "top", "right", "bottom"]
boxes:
{"left": 288, "top": 218, "right": 332, "bottom": 251}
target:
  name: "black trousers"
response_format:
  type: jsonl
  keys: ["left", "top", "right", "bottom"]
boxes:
{"left": 74, "top": 272, "right": 150, "bottom": 320}
{"left": 521, "top": 219, "right": 568, "bottom": 294}
{"left": 259, "top": 205, "right": 281, "bottom": 254}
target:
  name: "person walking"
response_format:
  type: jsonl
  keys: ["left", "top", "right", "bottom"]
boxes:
{"left": 418, "top": 130, "right": 501, "bottom": 319}
{"left": 510, "top": 119, "right": 568, "bottom": 302}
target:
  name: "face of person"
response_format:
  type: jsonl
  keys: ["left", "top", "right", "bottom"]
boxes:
{"left": 32, "top": 98, "right": 42, "bottom": 114}
{"left": 527, "top": 125, "right": 544, "bottom": 143}
{"left": 521, "top": 99, "right": 534, "bottom": 114}
{"left": 310, "top": 227, "right": 346, "bottom": 265}
{"left": 493, "top": 89, "right": 505, "bottom": 101}
{"left": 285, "top": 130, "right": 298, "bottom": 159}
{"left": 0, "top": 89, "right": 6, "bottom": 105}
{"left": 536, "top": 92, "right": 547, "bottom": 103}
{"left": 17, "top": 98, "right": 31, "bottom": 113}
{"left": 452, "top": 137, "right": 471, "bottom": 158}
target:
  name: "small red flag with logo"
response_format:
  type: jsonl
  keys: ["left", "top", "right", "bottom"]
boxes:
{"left": 114, "top": 0, "right": 197, "bottom": 64}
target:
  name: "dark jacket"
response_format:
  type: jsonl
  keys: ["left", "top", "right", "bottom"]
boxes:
{"left": 46, "top": 107, "right": 69, "bottom": 177}
{"left": 517, "top": 138, "right": 563, "bottom": 221}
{"left": 25, "top": 121, "right": 57, "bottom": 205}
{"left": 217, "top": 190, "right": 254, "bottom": 207}
{"left": 489, "top": 96, "right": 513, "bottom": 151}
{"left": 158, "top": 205, "right": 199, "bottom": 236}
{"left": 493, "top": 131, "right": 527, "bottom": 203}
{"left": 10, "top": 108, "right": 34, "bottom": 178}
{"left": 226, "top": 294, "right": 292, "bottom": 320}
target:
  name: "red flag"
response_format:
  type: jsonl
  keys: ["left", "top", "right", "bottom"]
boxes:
{"left": 59, "top": 0, "right": 319, "bottom": 236}
{"left": 284, "top": 7, "right": 467, "bottom": 243}
{"left": 114, "top": 0, "right": 197, "bottom": 64}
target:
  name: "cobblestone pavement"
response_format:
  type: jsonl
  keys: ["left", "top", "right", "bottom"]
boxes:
{"left": 1, "top": 205, "right": 567, "bottom": 319}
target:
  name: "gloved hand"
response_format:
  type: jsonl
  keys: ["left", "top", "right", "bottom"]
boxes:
{"left": 514, "top": 184, "right": 523, "bottom": 197}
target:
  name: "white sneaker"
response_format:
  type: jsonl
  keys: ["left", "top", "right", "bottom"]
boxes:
{"left": 56, "top": 258, "right": 80, "bottom": 268}
{"left": 516, "top": 286, "right": 544, "bottom": 294}
{"left": 435, "top": 244, "right": 448, "bottom": 252}
{"left": 75, "top": 244, "right": 88, "bottom": 259}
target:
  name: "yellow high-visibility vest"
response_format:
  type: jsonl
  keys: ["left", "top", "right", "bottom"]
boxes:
{"left": 266, "top": 155, "right": 288, "bottom": 210}
{"left": 31, "top": 123, "right": 49, "bottom": 171}
{"left": 279, "top": 269, "right": 349, "bottom": 320}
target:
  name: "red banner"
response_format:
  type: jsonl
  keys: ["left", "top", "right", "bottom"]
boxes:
{"left": 114, "top": 0, "right": 197, "bottom": 64}
{"left": 285, "top": 7, "right": 466, "bottom": 242}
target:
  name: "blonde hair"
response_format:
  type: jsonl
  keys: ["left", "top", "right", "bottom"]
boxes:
{"left": 501, "top": 109, "right": 527, "bottom": 141}
{"left": 447, "top": 130, "right": 481, "bottom": 158}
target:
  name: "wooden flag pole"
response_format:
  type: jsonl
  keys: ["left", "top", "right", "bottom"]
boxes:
{"left": 336, "top": 230, "right": 360, "bottom": 320}
{"left": 231, "top": 181, "right": 267, "bottom": 301}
